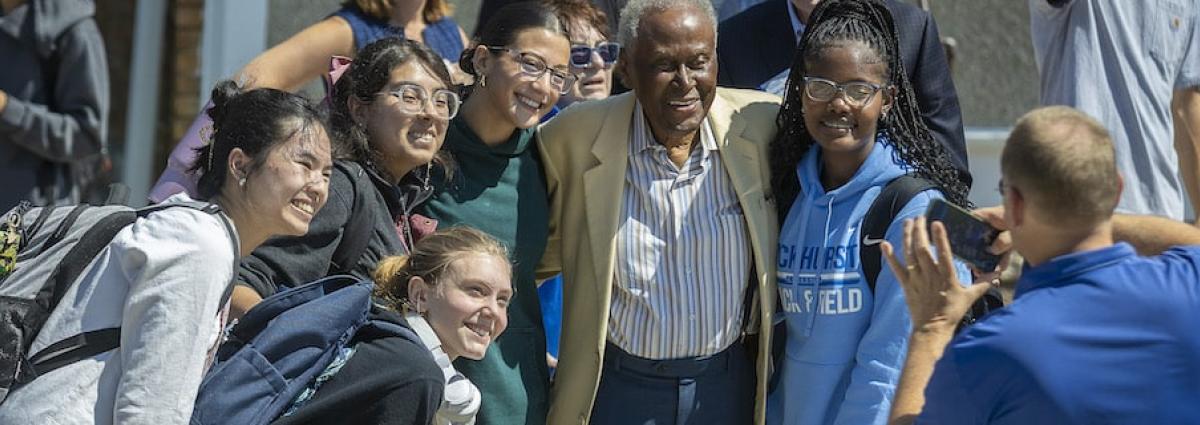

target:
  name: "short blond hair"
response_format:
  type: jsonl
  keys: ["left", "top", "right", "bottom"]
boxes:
{"left": 348, "top": 0, "right": 453, "bottom": 24}
{"left": 1001, "top": 106, "right": 1120, "bottom": 223}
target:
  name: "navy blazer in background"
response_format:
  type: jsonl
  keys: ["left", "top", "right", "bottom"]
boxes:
{"left": 717, "top": 0, "right": 972, "bottom": 188}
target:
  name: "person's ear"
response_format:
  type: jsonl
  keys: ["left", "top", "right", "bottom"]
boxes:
{"left": 1007, "top": 184, "right": 1026, "bottom": 228}
{"left": 1114, "top": 172, "right": 1125, "bottom": 207}
{"left": 227, "top": 148, "right": 251, "bottom": 183}
{"left": 407, "top": 276, "right": 430, "bottom": 314}
{"left": 881, "top": 85, "right": 896, "bottom": 117}
{"left": 472, "top": 45, "right": 491, "bottom": 78}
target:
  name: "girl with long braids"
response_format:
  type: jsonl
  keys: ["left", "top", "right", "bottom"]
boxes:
{"left": 767, "top": 1, "right": 969, "bottom": 424}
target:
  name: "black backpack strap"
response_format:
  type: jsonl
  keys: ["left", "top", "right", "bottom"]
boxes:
{"left": 28, "top": 328, "right": 120, "bottom": 375}
{"left": 860, "top": 175, "right": 938, "bottom": 293}
{"left": 329, "top": 162, "right": 375, "bottom": 275}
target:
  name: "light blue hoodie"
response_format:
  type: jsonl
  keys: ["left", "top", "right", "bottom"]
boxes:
{"left": 767, "top": 137, "right": 969, "bottom": 425}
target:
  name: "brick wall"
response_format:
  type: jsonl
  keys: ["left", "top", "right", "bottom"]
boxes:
{"left": 156, "top": 0, "right": 205, "bottom": 175}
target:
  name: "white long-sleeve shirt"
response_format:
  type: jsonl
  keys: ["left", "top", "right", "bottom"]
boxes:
{"left": 0, "top": 193, "right": 237, "bottom": 424}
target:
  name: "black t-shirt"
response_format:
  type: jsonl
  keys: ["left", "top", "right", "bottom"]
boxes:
{"left": 272, "top": 308, "right": 444, "bottom": 425}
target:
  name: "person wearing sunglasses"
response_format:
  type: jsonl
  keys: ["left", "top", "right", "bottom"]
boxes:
{"left": 416, "top": 3, "right": 571, "bottom": 425}
{"left": 231, "top": 38, "right": 461, "bottom": 319}
{"left": 547, "top": 0, "right": 620, "bottom": 118}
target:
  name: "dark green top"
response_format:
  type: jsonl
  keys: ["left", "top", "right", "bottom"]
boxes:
{"left": 419, "top": 116, "right": 550, "bottom": 425}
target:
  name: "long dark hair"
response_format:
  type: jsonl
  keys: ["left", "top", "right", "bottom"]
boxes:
{"left": 769, "top": 0, "right": 969, "bottom": 210}
{"left": 330, "top": 37, "right": 456, "bottom": 180}
{"left": 189, "top": 81, "right": 328, "bottom": 200}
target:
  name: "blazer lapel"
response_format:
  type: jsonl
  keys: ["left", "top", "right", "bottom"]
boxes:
{"left": 711, "top": 94, "right": 763, "bottom": 200}
{"left": 583, "top": 93, "right": 636, "bottom": 290}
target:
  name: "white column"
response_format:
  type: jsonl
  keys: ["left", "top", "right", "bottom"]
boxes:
{"left": 121, "top": 0, "right": 169, "bottom": 206}
{"left": 199, "top": 0, "right": 270, "bottom": 107}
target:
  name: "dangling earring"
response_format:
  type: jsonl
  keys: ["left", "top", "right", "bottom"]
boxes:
{"left": 238, "top": 176, "right": 247, "bottom": 187}
{"left": 479, "top": 74, "right": 487, "bottom": 88}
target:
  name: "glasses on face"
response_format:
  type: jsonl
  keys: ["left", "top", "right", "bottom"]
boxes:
{"left": 486, "top": 47, "right": 578, "bottom": 95}
{"left": 569, "top": 41, "right": 620, "bottom": 69}
{"left": 802, "top": 77, "right": 884, "bottom": 107}
{"left": 375, "top": 84, "right": 461, "bottom": 120}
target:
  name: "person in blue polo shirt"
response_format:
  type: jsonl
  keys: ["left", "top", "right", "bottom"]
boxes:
{"left": 883, "top": 105, "right": 1200, "bottom": 424}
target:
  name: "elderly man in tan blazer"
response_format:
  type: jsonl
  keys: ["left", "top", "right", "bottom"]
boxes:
{"left": 536, "top": 0, "right": 780, "bottom": 423}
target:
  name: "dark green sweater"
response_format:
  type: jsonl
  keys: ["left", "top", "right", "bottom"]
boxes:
{"left": 419, "top": 117, "right": 550, "bottom": 425}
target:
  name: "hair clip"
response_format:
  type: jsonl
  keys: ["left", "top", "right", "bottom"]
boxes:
{"left": 199, "top": 122, "right": 216, "bottom": 172}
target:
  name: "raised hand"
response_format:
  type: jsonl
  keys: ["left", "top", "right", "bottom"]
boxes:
{"left": 881, "top": 216, "right": 993, "bottom": 335}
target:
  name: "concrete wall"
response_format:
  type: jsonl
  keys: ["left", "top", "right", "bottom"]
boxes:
{"left": 926, "top": 0, "right": 1040, "bottom": 128}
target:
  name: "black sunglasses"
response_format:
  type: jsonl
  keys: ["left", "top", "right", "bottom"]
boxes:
{"left": 569, "top": 41, "right": 620, "bottom": 69}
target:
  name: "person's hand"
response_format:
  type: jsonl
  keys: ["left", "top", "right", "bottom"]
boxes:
{"left": 0, "top": 89, "right": 8, "bottom": 114}
{"left": 881, "top": 217, "right": 993, "bottom": 336}
{"left": 972, "top": 206, "right": 1011, "bottom": 256}
{"left": 971, "top": 205, "right": 1014, "bottom": 281}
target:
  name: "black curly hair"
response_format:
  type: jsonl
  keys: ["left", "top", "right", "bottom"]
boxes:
{"left": 769, "top": 0, "right": 969, "bottom": 213}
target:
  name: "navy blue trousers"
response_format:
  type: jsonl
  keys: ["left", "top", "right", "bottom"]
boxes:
{"left": 590, "top": 342, "right": 755, "bottom": 425}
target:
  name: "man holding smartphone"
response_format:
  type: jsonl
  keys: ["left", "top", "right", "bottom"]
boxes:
{"left": 883, "top": 106, "right": 1200, "bottom": 424}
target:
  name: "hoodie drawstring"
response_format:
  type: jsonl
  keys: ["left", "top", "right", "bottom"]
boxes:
{"left": 804, "top": 192, "right": 836, "bottom": 337}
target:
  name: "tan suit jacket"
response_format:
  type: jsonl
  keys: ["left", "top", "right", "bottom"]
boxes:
{"left": 537, "top": 88, "right": 781, "bottom": 425}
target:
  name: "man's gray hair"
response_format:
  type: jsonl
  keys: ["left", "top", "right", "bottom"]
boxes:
{"left": 616, "top": 0, "right": 717, "bottom": 48}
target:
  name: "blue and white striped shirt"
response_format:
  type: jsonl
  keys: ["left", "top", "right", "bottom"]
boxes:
{"left": 608, "top": 103, "right": 753, "bottom": 360}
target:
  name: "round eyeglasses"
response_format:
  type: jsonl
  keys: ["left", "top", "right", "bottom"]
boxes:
{"left": 802, "top": 77, "right": 884, "bottom": 107}
{"left": 375, "top": 84, "right": 460, "bottom": 120}
{"left": 487, "top": 47, "right": 578, "bottom": 95}
{"left": 569, "top": 41, "right": 620, "bottom": 69}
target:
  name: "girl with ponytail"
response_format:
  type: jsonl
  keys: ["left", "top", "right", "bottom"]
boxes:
{"left": 275, "top": 227, "right": 512, "bottom": 425}
{"left": 766, "top": 1, "right": 969, "bottom": 423}
{"left": 0, "top": 82, "right": 332, "bottom": 423}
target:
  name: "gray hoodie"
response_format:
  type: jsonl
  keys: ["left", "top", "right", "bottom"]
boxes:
{"left": 0, "top": 0, "right": 109, "bottom": 211}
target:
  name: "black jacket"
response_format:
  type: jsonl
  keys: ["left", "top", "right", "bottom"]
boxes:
{"left": 272, "top": 306, "right": 444, "bottom": 425}
{"left": 717, "top": 0, "right": 972, "bottom": 187}
{"left": 239, "top": 160, "right": 433, "bottom": 297}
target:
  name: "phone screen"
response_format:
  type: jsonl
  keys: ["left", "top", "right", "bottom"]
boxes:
{"left": 925, "top": 199, "right": 1001, "bottom": 272}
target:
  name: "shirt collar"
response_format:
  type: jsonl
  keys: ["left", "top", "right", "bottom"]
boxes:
{"left": 787, "top": 1, "right": 806, "bottom": 44}
{"left": 631, "top": 101, "right": 718, "bottom": 154}
{"left": 1014, "top": 242, "right": 1137, "bottom": 298}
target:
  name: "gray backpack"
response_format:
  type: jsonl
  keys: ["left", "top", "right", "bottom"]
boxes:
{"left": 0, "top": 200, "right": 235, "bottom": 403}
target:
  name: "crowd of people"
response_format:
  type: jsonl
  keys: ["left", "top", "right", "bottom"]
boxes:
{"left": 0, "top": 0, "right": 1198, "bottom": 424}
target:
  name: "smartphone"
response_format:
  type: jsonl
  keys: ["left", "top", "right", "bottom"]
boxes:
{"left": 924, "top": 199, "right": 1002, "bottom": 272}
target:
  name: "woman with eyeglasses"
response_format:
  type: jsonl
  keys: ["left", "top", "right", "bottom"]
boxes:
{"left": 416, "top": 3, "right": 571, "bottom": 425}
{"left": 231, "top": 38, "right": 461, "bottom": 318}
{"left": 766, "top": 1, "right": 970, "bottom": 424}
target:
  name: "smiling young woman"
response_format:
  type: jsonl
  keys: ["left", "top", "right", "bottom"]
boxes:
{"left": 232, "top": 38, "right": 458, "bottom": 319}
{"left": 765, "top": 1, "right": 971, "bottom": 424}
{"left": 416, "top": 3, "right": 570, "bottom": 425}
{"left": 267, "top": 227, "right": 512, "bottom": 425}
{"left": 0, "top": 82, "right": 333, "bottom": 424}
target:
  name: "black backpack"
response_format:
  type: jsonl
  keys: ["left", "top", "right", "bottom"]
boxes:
{"left": 859, "top": 175, "right": 1005, "bottom": 332}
